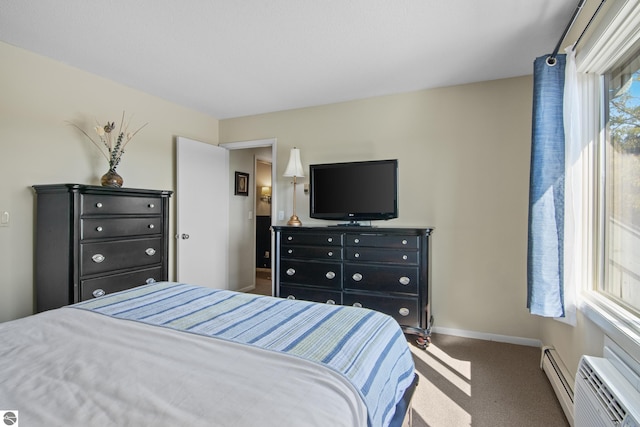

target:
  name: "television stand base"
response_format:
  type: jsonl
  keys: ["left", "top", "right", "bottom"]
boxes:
{"left": 330, "top": 221, "right": 371, "bottom": 227}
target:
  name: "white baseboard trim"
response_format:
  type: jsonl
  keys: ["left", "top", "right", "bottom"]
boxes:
{"left": 431, "top": 326, "right": 542, "bottom": 348}
{"left": 237, "top": 285, "right": 256, "bottom": 293}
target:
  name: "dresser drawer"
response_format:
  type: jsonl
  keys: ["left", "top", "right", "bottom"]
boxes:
{"left": 281, "top": 232, "right": 343, "bottom": 246}
{"left": 279, "top": 285, "right": 342, "bottom": 305}
{"left": 273, "top": 226, "right": 432, "bottom": 345}
{"left": 343, "top": 292, "right": 420, "bottom": 327}
{"left": 80, "top": 267, "right": 163, "bottom": 301}
{"left": 344, "top": 263, "right": 419, "bottom": 294}
{"left": 81, "top": 238, "right": 163, "bottom": 275}
{"left": 82, "top": 217, "right": 162, "bottom": 240}
{"left": 281, "top": 245, "right": 342, "bottom": 260}
{"left": 345, "top": 247, "right": 418, "bottom": 264}
{"left": 346, "top": 234, "right": 419, "bottom": 249}
{"left": 279, "top": 259, "right": 342, "bottom": 289}
{"left": 82, "top": 194, "right": 162, "bottom": 215}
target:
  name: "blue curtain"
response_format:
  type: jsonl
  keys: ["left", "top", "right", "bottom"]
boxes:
{"left": 527, "top": 54, "right": 566, "bottom": 318}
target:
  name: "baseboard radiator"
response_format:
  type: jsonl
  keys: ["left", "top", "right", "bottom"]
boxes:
{"left": 541, "top": 346, "right": 575, "bottom": 426}
{"left": 574, "top": 338, "right": 640, "bottom": 427}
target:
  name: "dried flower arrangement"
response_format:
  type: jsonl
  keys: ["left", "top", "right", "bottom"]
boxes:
{"left": 69, "top": 111, "right": 148, "bottom": 171}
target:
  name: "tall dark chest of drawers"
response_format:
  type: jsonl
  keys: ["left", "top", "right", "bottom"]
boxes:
{"left": 33, "top": 184, "right": 172, "bottom": 312}
{"left": 274, "top": 226, "right": 434, "bottom": 344}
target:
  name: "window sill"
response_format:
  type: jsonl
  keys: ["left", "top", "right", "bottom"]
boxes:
{"left": 579, "top": 291, "right": 640, "bottom": 362}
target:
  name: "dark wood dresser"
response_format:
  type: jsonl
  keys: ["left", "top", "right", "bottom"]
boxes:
{"left": 33, "top": 184, "right": 172, "bottom": 312}
{"left": 273, "top": 226, "right": 434, "bottom": 346}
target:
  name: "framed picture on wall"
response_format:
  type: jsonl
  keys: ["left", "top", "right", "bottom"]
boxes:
{"left": 235, "top": 171, "right": 249, "bottom": 196}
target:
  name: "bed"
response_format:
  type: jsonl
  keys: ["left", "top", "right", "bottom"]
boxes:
{"left": 0, "top": 282, "right": 418, "bottom": 426}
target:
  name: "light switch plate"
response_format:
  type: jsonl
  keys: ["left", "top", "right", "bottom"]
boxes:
{"left": 0, "top": 211, "right": 9, "bottom": 227}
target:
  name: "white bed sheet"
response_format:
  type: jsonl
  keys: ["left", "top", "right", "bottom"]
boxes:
{"left": 0, "top": 307, "right": 367, "bottom": 426}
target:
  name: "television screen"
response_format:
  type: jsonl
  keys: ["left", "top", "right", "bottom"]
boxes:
{"left": 309, "top": 159, "right": 398, "bottom": 223}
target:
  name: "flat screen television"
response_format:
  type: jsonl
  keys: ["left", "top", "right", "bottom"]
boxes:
{"left": 309, "top": 159, "right": 398, "bottom": 223}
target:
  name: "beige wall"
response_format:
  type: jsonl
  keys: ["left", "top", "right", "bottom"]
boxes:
{"left": 540, "top": 314, "right": 605, "bottom": 377}
{"left": 0, "top": 41, "right": 219, "bottom": 322}
{"left": 220, "top": 77, "right": 543, "bottom": 341}
{"left": 1, "top": 37, "right": 609, "bottom": 375}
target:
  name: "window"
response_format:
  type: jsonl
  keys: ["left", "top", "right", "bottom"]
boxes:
{"left": 574, "top": 1, "right": 640, "bottom": 352}
{"left": 601, "top": 46, "right": 640, "bottom": 316}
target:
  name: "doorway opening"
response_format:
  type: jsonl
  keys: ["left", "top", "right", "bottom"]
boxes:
{"left": 219, "top": 138, "right": 276, "bottom": 296}
{"left": 254, "top": 158, "right": 272, "bottom": 296}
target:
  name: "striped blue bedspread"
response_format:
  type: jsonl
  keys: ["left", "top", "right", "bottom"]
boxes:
{"left": 72, "top": 282, "right": 415, "bottom": 427}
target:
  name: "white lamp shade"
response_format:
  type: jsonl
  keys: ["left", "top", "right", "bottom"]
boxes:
{"left": 283, "top": 148, "right": 305, "bottom": 177}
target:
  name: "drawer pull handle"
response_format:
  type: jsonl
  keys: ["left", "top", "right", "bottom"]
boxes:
{"left": 327, "top": 251, "right": 333, "bottom": 257}
{"left": 148, "top": 203, "right": 155, "bottom": 208}
{"left": 286, "top": 295, "right": 296, "bottom": 300}
{"left": 354, "top": 252, "right": 360, "bottom": 258}
{"left": 287, "top": 236, "right": 293, "bottom": 241}
{"left": 327, "top": 237, "right": 333, "bottom": 242}
{"left": 352, "top": 273, "right": 363, "bottom": 282}
{"left": 145, "top": 248, "right": 156, "bottom": 256}
{"left": 96, "top": 226, "right": 103, "bottom": 232}
{"left": 354, "top": 238, "right": 360, "bottom": 244}
{"left": 148, "top": 224, "right": 155, "bottom": 229}
{"left": 146, "top": 278, "right": 156, "bottom": 284}
{"left": 326, "top": 271, "right": 336, "bottom": 280}
{"left": 326, "top": 299, "right": 336, "bottom": 305}
{"left": 91, "top": 254, "right": 105, "bottom": 263}
{"left": 399, "top": 276, "right": 411, "bottom": 285}
{"left": 353, "top": 302, "right": 363, "bottom": 308}
{"left": 92, "top": 289, "right": 106, "bottom": 298}
{"left": 286, "top": 268, "right": 296, "bottom": 276}
{"left": 287, "top": 249, "right": 293, "bottom": 254}
{"left": 95, "top": 202, "right": 103, "bottom": 208}
{"left": 399, "top": 307, "right": 410, "bottom": 316}
{"left": 402, "top": 239, "right": 408, "bottom": 245}
{"left": 402, "top": 255, "right": 408, "bottom": 260}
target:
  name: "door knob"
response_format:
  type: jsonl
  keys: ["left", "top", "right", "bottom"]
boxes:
{"left": 181, "top": 234, "right": 190, "bottom": 239}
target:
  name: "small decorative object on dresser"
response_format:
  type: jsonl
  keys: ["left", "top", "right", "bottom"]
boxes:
{"left": 68, "top": 111, "right": 148, "bottom": 188}
{"left": 32, "top": 184, "right": 172, "bottom": 312}
{"left": 283, "top": 147, "right": 305, "bottom": 226}
{"left": 101, "top": 168, "right": 123, "bottom": 187}
{"left": 273, "top": 225, "right": 434, "bottom": 348}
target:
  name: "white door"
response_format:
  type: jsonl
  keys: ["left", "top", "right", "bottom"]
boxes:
{"left": 176, "top": 137, "right": 229, "bottom": 289}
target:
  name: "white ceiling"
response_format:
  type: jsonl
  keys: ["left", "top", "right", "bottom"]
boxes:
{"left": 0, "top": 1, "right": 576, "bottom": 119}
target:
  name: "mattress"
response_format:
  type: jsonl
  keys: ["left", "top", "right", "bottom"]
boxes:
{"left": 0, "top": 282, "right": 415, "bottom": 426}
